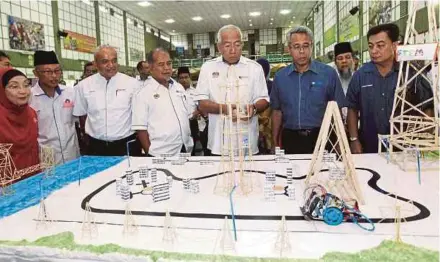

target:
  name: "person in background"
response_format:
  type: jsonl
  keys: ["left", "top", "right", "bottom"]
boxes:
{"left": 177, "top": 66, "right": 202, "bottom": 156}
{"left": 30, "top": 51, "right": 79, "bottom": 165}
{"left": 270, "top": 25, "right": 346, "bottom": 154}
{"left": 0, "top": 51, "right": 11, "bottom": 68}
{"left": 346, "top": 23, "right": 433, "bottom": 154}
{"left": 81, "top": 62, "right": 96, "bottom": 80}
{"left": 334, "top": 42, "right": 354, "bottom": 95}
{"left": 74, "top": 45, "right": 141, "bottom": 156}
{"left": 137, "top": 61, "right": 150, "bottom": 82}
{"left": 353, "top": 54, "right": 360, "bottom": 71}
{"left": 194, "top": 24, "right": 269, "bottom": 156}
{"left": 256, "top": 58, "right": 273, "bottom": 154}
{"left": 334, "top": 42, "right": 354, "bottom": 123}
{"left": 132, "top": 48, "right": 194, "bottom": 156}
{"left": 0, "top": 68, "right": 39, "bottom": 175}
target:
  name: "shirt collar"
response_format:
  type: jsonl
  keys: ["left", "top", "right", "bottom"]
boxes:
{"left": 216, "top": 56, "right": 247, "bottom": 65}
{"left": 33, "top": 81, "right": 64, "bottom": 96}
{"left": 364, "top": 61, "right": 399, "bottom": 76}
{"left": 150, "top": 76, "right": 175, "bottom": 89}
{"left": 288, "top": 59, "right": 319, "bottom": 75}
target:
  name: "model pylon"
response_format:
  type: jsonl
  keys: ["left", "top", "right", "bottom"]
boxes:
{"left": 380, "top": 1, "right": 440, "bottom": 171}
{"left": 274, "top": 215, "right": 291, "bottom": 257}
{"left": 123, "top": 202, "right": 138, "bottom": 235}
{"left": 36, "top": 198, "right": 51, "bottom": 229}
{"left": 305, "top": 101, "right": 364, "bottom": 204}
{"left": 162, "top": 210, "right": 176, "bottom": 243}
{"left": 214, "top": 65, "right": 259, "bottom": 196}
{"left": 81, "top": 202, "right": 98, "bottom": 238}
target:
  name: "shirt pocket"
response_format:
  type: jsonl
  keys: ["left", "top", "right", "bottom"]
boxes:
{"left": 307, "top": 83, "right": 327, "bottom": 111}
{"left": 84, "top": 90, "right": 104, "bottom": 113}
{"left": 61, "top": 106, "right": 74, "bottom": 125}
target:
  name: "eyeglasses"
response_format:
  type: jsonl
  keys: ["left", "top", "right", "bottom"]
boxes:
{"left": 37, "top": 69, "right": 62, "bottom": 75}
{"left": 291, "top": 43, "right": 312, "bottom": 52}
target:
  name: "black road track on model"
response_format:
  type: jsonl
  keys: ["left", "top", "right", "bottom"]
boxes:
{"left": 81, "top": 167, "right": 430, "bottom": 224}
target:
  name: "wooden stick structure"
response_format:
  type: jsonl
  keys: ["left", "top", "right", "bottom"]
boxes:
{"left": 219, "top": 216, "right": 235, "bottom": 253}
{"left": 0, "top": 144, "right": 55, "bottom": 195}
{"left": 36, "top": 198, "right": 51, "bottom": 229}
{"left": 382, "top": 1, "right": 440, "bottom": 172}
{"left": 305, "top": 101, "right": 364, "bottom": 204}
{"left": 123, "top": 202, "right": 138, "bottom": 236}
{"left": 81, "top": 202, "right": 98, "bottom": 239}
{"left": 214, "top": 65, "right": 258, "bottom": 196}
{"left": 274, "top": 215, "right": 291, "bottom": 258}
{"left": 162, "top": 210, "right": 177, "bottom": 243}
{"left": 39, "top": 146, "right": 55, "bottom": 178}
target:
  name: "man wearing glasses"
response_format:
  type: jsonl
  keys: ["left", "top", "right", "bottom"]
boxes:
{"left": 194, "top": 24, "right": 269, "bottom": 156}
{"left": 74, "top": 45, "right": 141, "bottom": 156}
{"left": 270, "top": 26, "right": 347, "bottom": 154}
{"left": 30, "top": 50, "right": 79, "bottom": 165}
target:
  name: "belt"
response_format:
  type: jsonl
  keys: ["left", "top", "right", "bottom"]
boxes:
{"left": 285, "top": 128, "right": 319, "bottom": 137}
{"left": 88, "top": 133, "right": 136, "bottom": 145}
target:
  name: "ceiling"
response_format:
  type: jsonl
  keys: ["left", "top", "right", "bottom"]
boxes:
{"left": 111, "top": 0, "right": 317, "bottom": 36}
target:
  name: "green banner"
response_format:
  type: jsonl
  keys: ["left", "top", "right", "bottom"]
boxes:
{"left": 324, "top": 25, "right": 336, "bottom": 48}
{"left": 340, "top": 15, "right": 359, "bottom": 42}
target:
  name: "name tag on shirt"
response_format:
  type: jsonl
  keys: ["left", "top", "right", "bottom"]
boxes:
{"left": 116, "top": 89, "right": 126, "bottom": 96}
{"left": 361, "top": 84, "right": 373, "bottom": 88}
{"left": 63, "top": 99, "right": 74, "bottom": 108}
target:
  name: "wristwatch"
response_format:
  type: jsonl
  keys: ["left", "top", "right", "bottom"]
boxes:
{"left": 349, "top": 136, "right": 358, "bottom": 142}
{"left": 252, "top": 104, "right": 257, "bottom": 116}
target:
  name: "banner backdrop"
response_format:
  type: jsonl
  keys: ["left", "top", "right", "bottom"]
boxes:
{"left": 8, "top": 16, "right": 45, "bottom": 51}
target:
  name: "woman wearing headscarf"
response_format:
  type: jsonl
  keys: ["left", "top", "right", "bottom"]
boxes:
{"left": 0, "top": 68, "right": 39, "bottom": 176}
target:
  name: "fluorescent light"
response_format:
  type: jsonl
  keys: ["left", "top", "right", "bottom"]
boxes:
{"left": 137, "top": 1, "right": 151, "bottom": 7}
{"left": 172, "top": 30, "right": 175, "bottom": 32}
{"left": 248, "top": 19, "right": 252, "bottom": 22}
{"left": 249, "top": 12, "right": 261, "bottom": 17}
{"left": 249, "top": 24, "right": 253, "bottom": 27}
{"left": 270, "top": 18, "right": 274, "bottom": 21}
{"left": 165, "top": 19, "right": 175, "bottom": 23}
{"left": 280, "top": 9, "right": 291, "bottom": 15}
{"left": 81, "top": 0, "right": 92, "bottom": 6}
{"left": 98, "top": 5, "right": 108, "bottom": 13}
{"left": 270, "top": 22, "right": 273, "bottom": 25}
{"left": 220, "top": 14, "right": 231, "bottom": 19}
{"left": 192, "top": 16, "right": 203, "bottom": 21}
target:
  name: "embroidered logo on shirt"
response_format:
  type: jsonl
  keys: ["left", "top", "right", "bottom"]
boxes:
{"left": 154, "top": 93, "right": 160, "bottom": 99}
{"left": 311, "top": 81, "right": 323, "bottom": 87}
{"left": 63, "top": 99, "right": 74, "bottom": 108}
{"left": 212, "top": 72, "right": 219, "bottom": 78}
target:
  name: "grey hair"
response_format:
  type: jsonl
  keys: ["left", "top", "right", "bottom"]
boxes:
{"left": 93, "top": 44, "right": 116, "bottom": 60}
{"left": 147, "top": 47, "right": 169, "bottom": 65}
{"left": 286, "top": 25, "right": 314, "bottom": 45}
{"left": 217, "top": 24, "right": 243, "bottom": 43}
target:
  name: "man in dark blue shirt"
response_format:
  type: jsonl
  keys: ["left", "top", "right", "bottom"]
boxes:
{"left": 270, "top": 26, "right": 347, "bottom": 154}
{"left": 346, "top": 23, "right": 433, "bottom": 154}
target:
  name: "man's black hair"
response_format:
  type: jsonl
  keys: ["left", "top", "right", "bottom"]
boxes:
{"left": 367, "top": 23, "right": 400, "bottom": 42}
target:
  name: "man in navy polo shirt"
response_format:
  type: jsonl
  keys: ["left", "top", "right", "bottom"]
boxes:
{"left": 346, "top": 23, "right": 433, "bottom": 154}
{"left": 270, "top": 25, "right": 347, "bottom": 154}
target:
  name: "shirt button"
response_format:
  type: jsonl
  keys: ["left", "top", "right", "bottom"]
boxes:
{"left": 381, "top": 108, "right": 384, "bottom": 111}
{"left": 382, "top": 93, "right": 385, "bottom": 96}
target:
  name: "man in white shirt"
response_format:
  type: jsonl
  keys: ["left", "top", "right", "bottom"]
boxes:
{"left": 30, "top": 50, "right": 79, "bottom": 165}
{"left": 136, "top": 60, "right": 150, "bottom": 89}
{"left": 73, "top": 45, "right": 141, "bottom": 156}
{"left": 193, "top": 24, "right": 269, "bottom": 156}
{"left": 132, "top": 48, "right": 193, "bottom": 157}
{"left": 177, "top": 66, "right": 202, "bottom": 155}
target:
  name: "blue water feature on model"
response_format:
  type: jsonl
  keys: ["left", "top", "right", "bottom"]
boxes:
{"left": 0, "top": 156, "right": 125, "bottom": 219}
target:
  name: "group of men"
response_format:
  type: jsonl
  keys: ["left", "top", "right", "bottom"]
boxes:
{"left": 0, "top": 22, "right": 433, "bottom": 166}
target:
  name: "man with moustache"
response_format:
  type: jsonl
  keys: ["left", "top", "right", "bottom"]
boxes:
{"left": 270, "top": 25, "right": 346, "bottom": 154}
{"left": 346, "top": 23, "right": 433, "bottom": 153}
{"left": 194, "top": 24, "right": 269, "bottom": 156}
{"left": 132, "top": 48, "right": 193, "bottom": 156}
{"left": 30, "top": 50, "right": 79, "bottom": 165}
{"left": 73, "top": 45, "right": 141, "bottom": 156}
